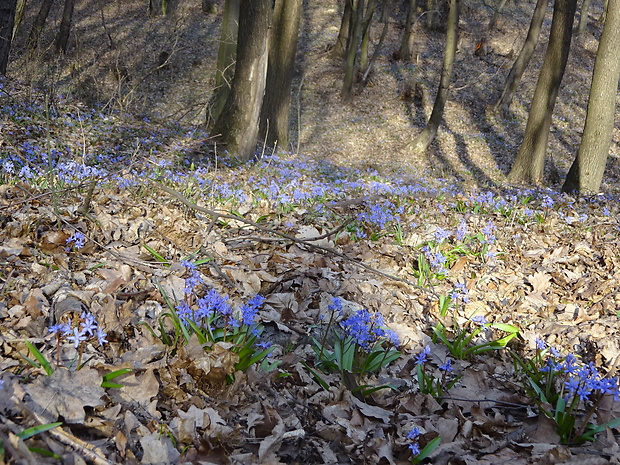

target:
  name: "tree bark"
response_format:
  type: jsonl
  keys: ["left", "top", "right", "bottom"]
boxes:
{"left": 410, "top": 0, "right": 459, "bottom": 153}
{"left": 332, "top": 0, "right": 352, "bottom": 59}
{"left": 359, "top": 0, "right": 376, "bottom": 71}
{"left": 576, "top": 0, "right": 591, "bottom": 35}
{"left": 341, "top": 0, "right": 365, "bottom": 100}
{"left": 211, "top": 0, "right": 271, "bottom": 162}
{"left": 488, "top": 0, "right": 509, "bottom": 30}
{"left": 507, "top": 0, "right": 577, "bottom": 184}
{"left": 399, "top": 0, "right": 416, "bottom": 61}
{"left": 562, "top": 0, "right": 620, "bottom": 194}
{"left": 0, "top": 0, "right": 17, "bottom": 75}
{"left": 28, "top": 0, "right": 54, "bottom": 50}
{"left": 208, "top": 0, "right": 240, "bottom": 127}
{"left": 12, "top": 0, "right": 27, "bottom": 40}
{"left": 55, "top": 0, "right": 75, "bottom": 54}
{"left": 494, "top": 0, "right": 548, "bottom": 114}
{"left": 259, "top": 0, "right": 302, "bottom": 150}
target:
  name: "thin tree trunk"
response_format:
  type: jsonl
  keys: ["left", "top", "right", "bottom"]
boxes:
{"left": 12, "top": 0, "right": 27, "bottom": 40}
{"left": 488, "top": 0, "right": 509, "bottom": 30}
{"left": 359, "top": 0, "right": 376, "bottom": 71}
{"left": 0, "top": 0, "right": 17, "bottom": 75}
{"left": 399, "top": 0, "right": 416, "bottom": 61}
{"left": 494, "top": 0, "right": 548, "bottom": 114}
{"left": 361, "top": 0, "right": 389, "bottom": 86}
{"left": 410, "top": 0, "right": 459, "bottom": 153}
{"left": 211, "top": 0, "right": 271, "bottom": 162}
{"left": 508, "top": 0, "right": 578, "bottom": 184}
{"left": 599, "top": 0, "right": 608, "bottom": 21}
{"left": 208, "top": 0, "right": 240, "bottom": 127}
{"left": 28, "top": 0, "right": 54, "bottom": 49}
{"left": 342, "top": 0, "right": 364, "bottom": 100}
{"left": 576, "top": 0, "right": 591, "bottom": 35}
{"left": 562, "top": 0, "right": 620, "bottom": 194}
{"left": 55, "top": 0, "right": 75, "bottom": 54}
{"left": 259, "top": 0, "right": 302, "bottom": 150}
{"left": 332, "top": 0, "right": 352, "bottom": 59}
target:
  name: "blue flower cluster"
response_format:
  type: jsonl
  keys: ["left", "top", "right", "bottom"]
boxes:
{"left": 340, "top": 303, "right": 400, "bottom": 351}
{"left": 49, "top": 311, "right": 108, "bottom": 348}
{"left": 66, "top": 231, "right": 86, "bottom": 250}
{"left": 536, "top": 340, "right": 620, "bottom": 403}
{"left": 177, "top": 261, "right": 265, "bottom": 330}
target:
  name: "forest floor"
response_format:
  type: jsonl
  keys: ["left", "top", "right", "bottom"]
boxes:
{"left": 1, "top": 0, "right": 620, "bottom": 464}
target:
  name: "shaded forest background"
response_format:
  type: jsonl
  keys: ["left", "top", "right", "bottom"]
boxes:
{"left": 3, "top": 0, "right": 620, "bottom": 191}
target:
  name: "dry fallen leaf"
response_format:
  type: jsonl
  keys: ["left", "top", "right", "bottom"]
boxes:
{"left": 23, "top": 368, "right": 105, "bottom": 424}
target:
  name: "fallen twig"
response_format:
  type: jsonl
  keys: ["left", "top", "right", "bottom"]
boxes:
{"left": 153, "top": 181, "right": 435, "bottom": 296}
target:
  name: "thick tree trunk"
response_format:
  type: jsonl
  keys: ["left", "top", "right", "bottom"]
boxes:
{"left": 399, "top": 0, "right": 416, "bottom": 61}
{"left": 211, "top": 0, "right": 271, "bottom": 162}
{"left": 332, "top": 0, "right": 352, "bottom": 59}
{"left": 259, "top": 0, "right": 302, "bottom": 150}
{"left": 562, "top": 0, "right": 620, "bottom": 194}
{"left": 0, "top": 0, "right": 17, "bottom": 75}
{"left": 507, "top": 0, "right": 577, "bottom": 184}
{"left": 410, "top": 0, "right": 459, "bottom": 153}
{"left": 55, "top": 0, "right": 75, "bottom": 54}
{"left": 494, "top": 0, "right": 548, "bottom": 114}
{"left": 28, "top": 0, "right": 54, "bottom": 50}
{"left": 208, "top": 0, "right": 240, "bottom": 127}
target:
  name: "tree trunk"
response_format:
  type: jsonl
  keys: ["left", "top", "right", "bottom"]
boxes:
{"left": 493, "top": 0, "right": 548, "bottom": 114}
{"left": 488, "top": 0, "right": 509, "bottom": 30}
{"left": 28, "top": 0, "right": 54, "bottom": 50}
{"left": 410, "top": 0, "right": 459, "bottom": 153}
{"left": 0, "top": 0, "right": 17, "bottom": 75}
{"left": 576, "top": 0, "right": 591, "bottom": 35}
{"left": 332, "top": 0, "right": 352, "bottom": 59}
{"left": 361, "top": 0, "right": 389, "bottom": 86}
{"left": 341, "top": 0, "right": 365, "bottom": 100}
{"left": 12, "top": 0, "right": 27, "bottom": 40}
{"left": 208, "top": 0, "right": 240, "bottom": 127}
{"left": 259, "top": 0, "right": 302, "bottom": 150}
{"left": 562, "top": 0, "right": 620, "bottom": 194}
{"left": 55, "top": 0, "right": 75, "bottom": 54}
{"left": 211, "top": 0, "right": 271, "bottom": 162}
{"left": 599, "top": 0, "right": 608, "bottom": 22}
{"left": 359, "top": 0, "right": 376, "bottom": 71}
{"left": 399, "top": 0, "right": 416, "bottom": 61}
{"left": 507, "top": 0, "right": 578, "bottom": 185}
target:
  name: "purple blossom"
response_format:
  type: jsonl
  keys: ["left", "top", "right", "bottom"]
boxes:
{"left": 96, "top": 327, "right": 108, "bottom": 346}
{"left": 415, "top": 345, "right": 431, "bottom": 365}
{"left": 240, "top": 295, "right": 265, "bottom": 325}
{"left": 449, "top": 283, "right": 469, "bottom": 303}
{"left": 439, "top": 359, "right": 453, "bottom": 372}
{"left": 456, "top": 221, "right": 467, "bottom": 241}
{"left": 66, "top": 231, "right": 86, "bottom": 249}
{"left": 80, "top": 312, "right": 97, "bottom": 336}
{"left": 470, "top": 315, "right": 487, "bottom": 326}
{"left": 66, "top": 327, "right": 88, "bottom": 349}
{"left": 434, "top": 227, "right": 451, "bottom": 242}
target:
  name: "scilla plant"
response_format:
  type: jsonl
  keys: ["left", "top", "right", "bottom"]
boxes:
{"left": 432, "top": 288, "right": 519, "bottom": 360}
{"left": 143, "top": 260, "right": 275, "bottom": 382}
{"left": 512, "top": 338, "right": 620, "bottom": 443}
{"left": 20, "top": 311, "right": 130, "bottom": 388}
{"left": 306, "top": 297, "right": 401, "bottom": 397}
